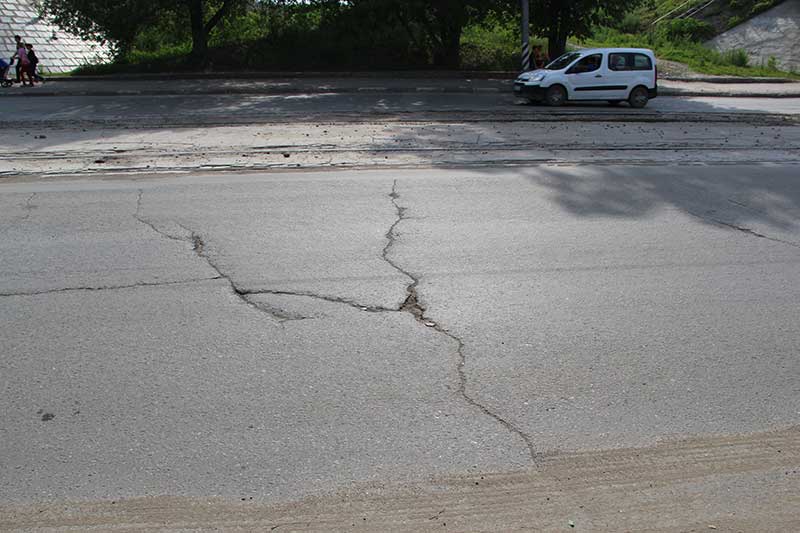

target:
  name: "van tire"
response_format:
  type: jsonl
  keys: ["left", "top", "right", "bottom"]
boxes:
{"left": 545, "top": 85, "right": 567, "bottom": 107}
{"left": 628, "top": 86, "right": 649, "bottom": 108}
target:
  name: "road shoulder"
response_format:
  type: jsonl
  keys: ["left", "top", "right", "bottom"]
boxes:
{"left": 3, "top": 426, "right": 797, "bottom": 532}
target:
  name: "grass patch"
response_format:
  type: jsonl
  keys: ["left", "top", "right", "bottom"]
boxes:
{"left": 74, "top": 44, "right": 194, "bottom": 75}
{"left": 460, "top": 19, "right": 550, "bottom": 71}
{"left": 583, "top": 27, "right": 799, "bottom": 79}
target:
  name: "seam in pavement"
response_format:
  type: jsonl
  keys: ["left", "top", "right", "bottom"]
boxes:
{"left": 134, "top": 190, "right": 285, "bottom": 321}
{"left": 20, "top": 193, "right": 36, "bottom": 221}
{"left": 687, "top": 209, "right": 800, "bottom": 249}
{"left": 7, "top": 192, "right": 37, "bottom": 223}
{"left": 138, "top": 190, "right": 310, "bottom": 321}
{"left": 185, "top": 231, "right": 396, "bottom": 321}
{"left": 382, "top": 179, "right": 539, "bottom": 464}
{"left": 134, "top": 190, "right": 187, "bottom": 243}
{"left": 135, "top": 186, "right": 536, "bottom": 462}
{"left": 244, "top": 288, "right": 396, "bottom": 313}
{"left": 0, "top": 277, "right": 223, "bottom": 297}
{"left": 135, "top": 190, "right": 395, "bottom": 322}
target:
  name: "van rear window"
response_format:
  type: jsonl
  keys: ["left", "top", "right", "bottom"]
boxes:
{"left": 608, "top": 53, "right": 653, "bottom": 71}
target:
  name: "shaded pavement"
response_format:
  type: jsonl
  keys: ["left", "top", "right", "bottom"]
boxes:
{"left": 2, "top": 75, "right": 800, "bottom": 98}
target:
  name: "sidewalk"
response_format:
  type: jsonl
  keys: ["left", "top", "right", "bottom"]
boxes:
{"left": 2, "top": 74, "right": 799, "bottom": 98}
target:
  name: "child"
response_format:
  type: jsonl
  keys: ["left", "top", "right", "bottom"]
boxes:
{"left": 0, "top": 57, "right": 11, "bottom": 87}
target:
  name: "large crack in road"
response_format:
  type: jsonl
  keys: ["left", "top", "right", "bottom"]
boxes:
{"left": 132, "top": 184, "right": 539, "bottom": 463}
{"left": 382, "top": 180, "right": 539, "bottom": 463}
{"left": 0, "top": 277, "right": 222, "bottom": 297}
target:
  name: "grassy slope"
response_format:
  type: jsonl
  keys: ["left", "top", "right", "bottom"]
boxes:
{"left": 581, "top": 28, "right": 799, "bottom": 79}
{"left": 584, "top": 0, "right": 797, "bottom": 78}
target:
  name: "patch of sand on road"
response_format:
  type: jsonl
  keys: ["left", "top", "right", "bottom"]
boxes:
{"left": 2, "top": 426, "right": 798, "bottom": 532}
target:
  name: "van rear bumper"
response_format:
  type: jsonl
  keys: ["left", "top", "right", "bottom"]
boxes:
{"left": 648, "top": 86, "right": 658, "bottom": 99}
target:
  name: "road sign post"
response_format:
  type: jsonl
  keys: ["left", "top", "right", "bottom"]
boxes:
{"left": 520, "top": 0, "right": 531, "bottom": 72}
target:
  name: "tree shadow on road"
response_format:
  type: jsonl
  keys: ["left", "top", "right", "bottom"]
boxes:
{"left": 516, "top": 163, "right": 800, "bottom": 234}
{"left": 3, "top": 92, "right": 800, "bottom": 238}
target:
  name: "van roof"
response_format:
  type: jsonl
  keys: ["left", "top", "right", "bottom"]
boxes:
{"left": 576, "top": 47, "right": 655, "bottom": 56}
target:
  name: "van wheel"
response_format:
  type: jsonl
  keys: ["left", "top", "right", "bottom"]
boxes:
{"left": 545, "top": 85, "right": 567, "bottom": 107}
{"left": 628, "top": 86, "right": 649, "bottom": 108}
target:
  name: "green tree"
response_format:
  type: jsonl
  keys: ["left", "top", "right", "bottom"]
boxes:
{"left": 39, "top": 0, "right": 158, "bottom": 57}
{"left": 344, "top": 0, "right": 501, "bottom": 68}
{"left": 528, "top": 0, "right": 642, "bottom": 59}
{"left": 185, "top": 0, "right": 246, "bottom": 65}
{"left": 40, "top": 0, "right": 245, "bottom": 65}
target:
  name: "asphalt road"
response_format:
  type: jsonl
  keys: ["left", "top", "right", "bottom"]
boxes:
{"left": 2, "top": 165, "right": 799, "bottom": 514}
{"left": 2, "top": 93, "right": 800, "bottom": 125}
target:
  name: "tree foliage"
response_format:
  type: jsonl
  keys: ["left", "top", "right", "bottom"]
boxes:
{"left": 40, "top": 0, "right": 246, "bottom": 64}
{"left": 41, "top": 0, "right": 647, "bottom": 71}
{"left": 333, "top": 0, "right": 502, "bottom": 67}
{"left": 39, "top": 0, "right": 159, "bottom": 56}
{"left": 391, "top": 0, "right": 499, "bottom": 67}
{"left": 528, "top": 0, "right": 644, "bottom": 59}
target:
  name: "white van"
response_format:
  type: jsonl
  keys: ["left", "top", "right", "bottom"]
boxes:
{"left": 514, "top": 48, "right": 658, "bottom": 108}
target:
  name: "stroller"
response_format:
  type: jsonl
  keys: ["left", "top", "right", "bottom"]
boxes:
{"left": 0, "top": 58, "right": 12, "bottom": 88}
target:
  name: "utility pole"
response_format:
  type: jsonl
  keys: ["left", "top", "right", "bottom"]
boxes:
{"left": 520, "top": 0, "right": 531, "bottom": 72}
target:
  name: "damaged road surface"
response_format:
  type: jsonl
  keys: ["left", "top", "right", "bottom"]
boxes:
{"left": 1, "top": 165, "right": 800, "bottom": 531}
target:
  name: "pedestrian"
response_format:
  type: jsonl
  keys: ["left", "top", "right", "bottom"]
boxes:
{"left": 11, "top": 35, "right": 23, "bottom": 83}
{"left": 25, "top": 44, "right": 44, "bottom": 83}
{"left": 14, "top": 39, "right": 33, "bottom": 86}
{"left": 532, "top": 45, "right": 549, "bottom": 69}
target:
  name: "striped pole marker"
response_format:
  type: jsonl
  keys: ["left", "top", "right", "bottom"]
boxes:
{"left": 520, "top": 0, "right": 531, "bottom": 72}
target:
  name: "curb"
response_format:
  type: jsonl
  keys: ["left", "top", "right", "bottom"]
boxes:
{"left": 663, "top": 76, "right": 797, "bottom": 84}
{"left": 2, "top": 86, "right": 798, "bottom": 98}
{"left": 2, "top": 87, "right": 488, "bottom": 97}
{"left": 45, "top": 71, "right": 519, "bottom": 82}
{"left": 658, "top": 89, "right": 800, "bottom": 97}
{"left": 43, "top": 70, "right": 799, "bottom": 84}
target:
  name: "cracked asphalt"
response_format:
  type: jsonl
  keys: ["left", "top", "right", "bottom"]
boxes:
{"left": 2, "top": 163, "right": 799, "bottom": 514}
{"left": 2, "top": 91, "right": 800, "bottom": 530}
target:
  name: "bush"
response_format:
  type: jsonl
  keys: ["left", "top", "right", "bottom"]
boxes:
{"left": 750, "top": 0, "right": 777, "bottom": 16}
{"left": 616, "top": 12, "right": 644, "bottom": 34}
{"left": 727, "top": 15, "right": 744, "bottom": 28}
{"left": 767, "top": 56, "right": 778, "bottom": 70}
{"left": 661, "top": 18, "right": 716, "bottom": 41}
{"left": 721, "top": 48, "right": 749, "bottom": 67}
{"left": 460, "top": 19, "right": 522, "bottom": 70}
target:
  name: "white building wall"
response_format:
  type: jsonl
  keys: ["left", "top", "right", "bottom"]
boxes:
{"left": 1, "top": 0, "right": 108, "bottom": 73}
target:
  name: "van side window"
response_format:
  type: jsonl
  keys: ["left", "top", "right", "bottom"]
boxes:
{"left": 633, "top": 54, "right": 653, "bottom": 70}
{"left": 567, "top": 54, "right": 602, "bottom": 74}
{"left": 609, "top": 53, "right": 653, "bottom": 71}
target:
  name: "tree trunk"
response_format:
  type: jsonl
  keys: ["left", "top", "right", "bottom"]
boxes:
{"left": 187, "top": 0, "right": 208, "bottom": 67}
{"left": 547, "top": 28, "right": 567, "bottom": 60}
{"left": 432, "top": 16, "right": 462, "bottom": 68}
